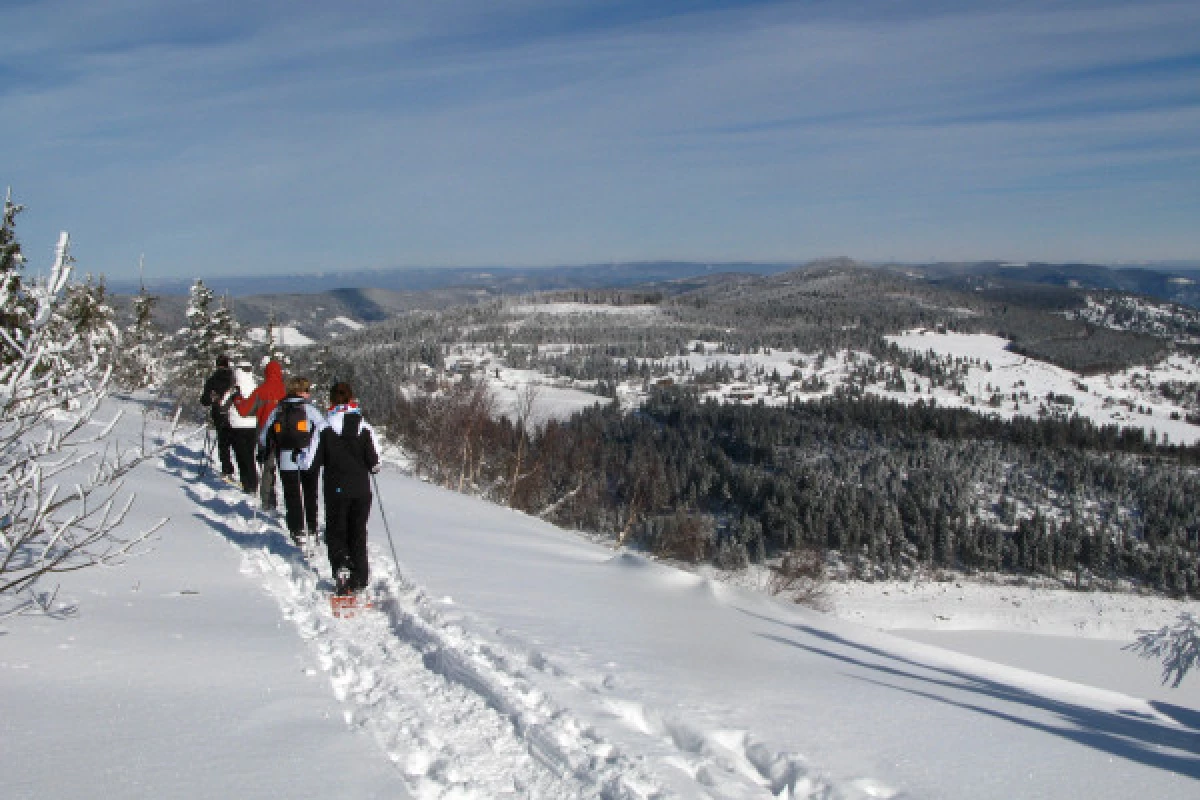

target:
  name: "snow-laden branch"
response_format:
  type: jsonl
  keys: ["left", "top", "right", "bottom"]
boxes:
{"left": 1124, "top": 612, "right": 1200, "bottom": 687}
{"left": 0, "top": 217, "right": 181, "bottom": 617}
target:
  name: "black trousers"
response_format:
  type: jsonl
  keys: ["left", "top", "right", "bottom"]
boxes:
{"left": 216, "top": 426, "right": 235, "bottom": 475}
{"left": 230, "top": 428, "right": 259, "bottom": 492}
{"left": 258, "top": 447, "right": 278, "bottom": 510}
{"left": 280, "top": 468, "right": 320, "bottom": 535}
{"left": 325, "top": 494, "right": 372, "bottom": 590}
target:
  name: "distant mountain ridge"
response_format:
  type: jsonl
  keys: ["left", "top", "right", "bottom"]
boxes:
{"left": 114, "top": 258, "right": 1200, "bottom": 346}
{"left": 113, "top": 259, "right": 1200, "bottom": 309}
{"left": 109, "top": 261, "right": 799, "bottom": 297}
{"left": 888, "top": 261, "right": 1200, "bottom": 308}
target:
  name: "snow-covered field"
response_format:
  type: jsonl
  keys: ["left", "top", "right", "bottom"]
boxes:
{"left": 824, "top": 579, "right": 1200, "bottom": 708}
{"left": 262, "top": 304, "right": 1200, "bottom": 442}
{"left": 246, "top": 325, "right": 316, "bottom": 347}
{"left": 445, "top": 350, "right": 609, "bottom": 426}
{"left": 509, "top": 302, "right": 663, "bottom": 317}
{"left": 632, "top": 329, "right": 1200, "bottom": 444}
{"left": 883, "top": 330, "right": 1200, "bottom": 444}
{"left": 3, "top": 399, "right": 1198, "bottom": 799}
{"left": 489, "top": 369, "right": 608, "bottom": 427}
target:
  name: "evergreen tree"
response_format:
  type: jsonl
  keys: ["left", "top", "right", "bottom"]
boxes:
{"left": 181, "top": 278, "right": 219, "bottom": 373}
{"left": 115, "top": 283, "right": 164, "bottom": 390}
{"left": 167, "top": 280, "right": 245, "bottom": 403}
{"left": 0, "top": 189, "right": 35, "bottom": 364}
{"left": 209, "top": 293, "right": 246, "bottom": 359}
{"left": 56, "top": 273, "right": 118, "bottom": 374}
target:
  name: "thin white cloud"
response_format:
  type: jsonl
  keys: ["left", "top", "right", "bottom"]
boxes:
{"left": 1, "top": 1, "right": 1198, "bottom": 276}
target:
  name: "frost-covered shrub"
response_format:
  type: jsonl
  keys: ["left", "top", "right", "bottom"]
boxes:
{"left": 767, "top": 545, "right": 829, "bottom": 609}
{"left": 0, "top": 194, "right": 173, "bottom": 616}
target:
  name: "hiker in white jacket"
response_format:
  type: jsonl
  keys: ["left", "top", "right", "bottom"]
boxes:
{"left": 223, "top": 359, "right": 260, "bottom": 493}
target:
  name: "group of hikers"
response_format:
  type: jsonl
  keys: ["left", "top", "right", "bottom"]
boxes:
{"left": 200, "top": 355, "right": 381, "bottom": 596}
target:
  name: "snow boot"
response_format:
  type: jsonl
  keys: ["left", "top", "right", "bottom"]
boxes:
{"left": 335, "top": 567, "right": 353, "bottom": 597}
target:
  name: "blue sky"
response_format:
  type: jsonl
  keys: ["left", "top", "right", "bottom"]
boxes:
{"left": 3, "top": 0, "right": 1199, "bottom": 281}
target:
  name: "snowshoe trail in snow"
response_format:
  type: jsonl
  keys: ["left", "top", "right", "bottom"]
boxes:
{"left": 166, "top": 439, "right": 857, "bottom": 799}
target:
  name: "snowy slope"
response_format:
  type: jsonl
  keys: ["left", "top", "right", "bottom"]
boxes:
{"left": 0, "top": 422, "right": 399, "bottom": 799}
{"left": 246, "top": 325, "right": 316, "bottom": 347}
{"left": 2, "top": 398, "right": 1198, "bottom": 799}
{"left": 883, "top": 330, "right": 1200, "bottom": 444}
{"left": 634, "top": 330, "right": 1200, "bottom": 444}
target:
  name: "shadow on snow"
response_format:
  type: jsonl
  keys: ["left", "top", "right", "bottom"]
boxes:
{"left": 161, "top": 441, "right": 328, "bottom": 591}
{"left": 738, "top": 607, "right": 1200, "bottom": 780}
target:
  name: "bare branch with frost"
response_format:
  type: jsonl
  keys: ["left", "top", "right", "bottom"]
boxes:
{"left": 1125, "top": 612, "right": 1200, "bottom": 687}
{"left": 0, "top": 222, "right": 180, "bottom": 617}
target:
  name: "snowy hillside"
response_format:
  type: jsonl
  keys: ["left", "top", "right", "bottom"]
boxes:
{"left": 883, "top": 329, "right": 1200, "bottom": 444}
{"left": 660, "top": 329, "right": 1200, "bottom": 444}
{"left": 3, "top": 398, "right": 1198, "bottom": 799}
{"left": 246, "top": 324, "right": 316, "bottom": 347}
{"left": 431, "top": 323, "right": 1200, "bottom": 443}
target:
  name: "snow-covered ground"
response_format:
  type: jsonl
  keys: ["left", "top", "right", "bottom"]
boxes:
{"left": 3, "top": 398, "right": 1198, "bottom": 799}
{"left": 824, "top": 579, "right": 1200, "bottom": 708}
{"left": 882, "top": 330, "right": 1200, "bottom": 444}
{"left": 296, "top": 304, "right": 1200, "bottom": 441}
{"left": 329, "top": 316, "right": 364, "bottom": 331}
{"left": 489, "top": 371, "right": 608, "bottom": 428}
{"left": 445, "top": 348, "right": 609, "bottom": 425}
{"left": 509, "top": 302, "right": 663, "bottom": 317}
{"left": 246, "top": 325, "right": 316, "bottom": 347}
{"left": 631, "top": 329, "right": 1200, "bottom": 444}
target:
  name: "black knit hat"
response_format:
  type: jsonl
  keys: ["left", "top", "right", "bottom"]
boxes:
{"left": 216, "top": 354, "right": 230, "bottom": 368}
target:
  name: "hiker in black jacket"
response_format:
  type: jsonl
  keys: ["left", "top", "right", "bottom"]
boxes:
{"left": 198, "top": 355, "right": 236, "bottom": 480}
{"left": 299, "top": 382, "right": 381, "bottom": 596}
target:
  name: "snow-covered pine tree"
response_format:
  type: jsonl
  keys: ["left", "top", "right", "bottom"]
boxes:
{"left": 0, "top": 190, "right": 19, "bottom": 272}
{"left": 209, "top": 292, "right": 245, "bottom": 358}
{"left": 165, "top": 282, "right": 248, "bottom": 413}
{"left": 114, "top": 283, "right": 163, "bottom": 390}
{"left": 56, "top": 272, "right": 119, "bottom": 374}
{"left": 0, "top": 189, "right": 35, "bottom": 364}
{"left": 0, "top": 197, "right": 174, "bottom": 616}
{"left": 181, "top": 278, "right": 218, "bottom": 370}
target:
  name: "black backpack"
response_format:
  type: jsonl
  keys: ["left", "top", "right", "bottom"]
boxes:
{"left": 215, "top": 388, "right": 239, "bottom": 429}
{"left": 272, "top": 401, "right": 313, "bottom": 453}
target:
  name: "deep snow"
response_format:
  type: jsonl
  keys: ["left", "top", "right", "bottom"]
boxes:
{"left": 2, "top": 399, "right": 1198, "bottom": 799}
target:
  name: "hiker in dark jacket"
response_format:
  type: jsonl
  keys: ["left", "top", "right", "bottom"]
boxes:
{"left": 299, "top": 382, "right": 381, "bottom": 596}
{"left": 260, "top": 376, "right": 326, "bottom": 545}
{"left": 198, "top": 355, "right": 236, "bottom": 480}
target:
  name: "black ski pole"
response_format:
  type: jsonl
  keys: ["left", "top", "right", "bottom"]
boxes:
{"left": 199, "top": 426, "right": 214, "bottom": 478}
{"left": 371, "top": 472, "right": 401, "bottom": 573}
{"left": 294, "top": 458, "right": 314, "bottom": 551}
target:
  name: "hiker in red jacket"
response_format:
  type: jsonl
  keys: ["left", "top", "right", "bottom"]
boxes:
{"left": 233, "top": 359, "right": 286, "bottom": 510}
